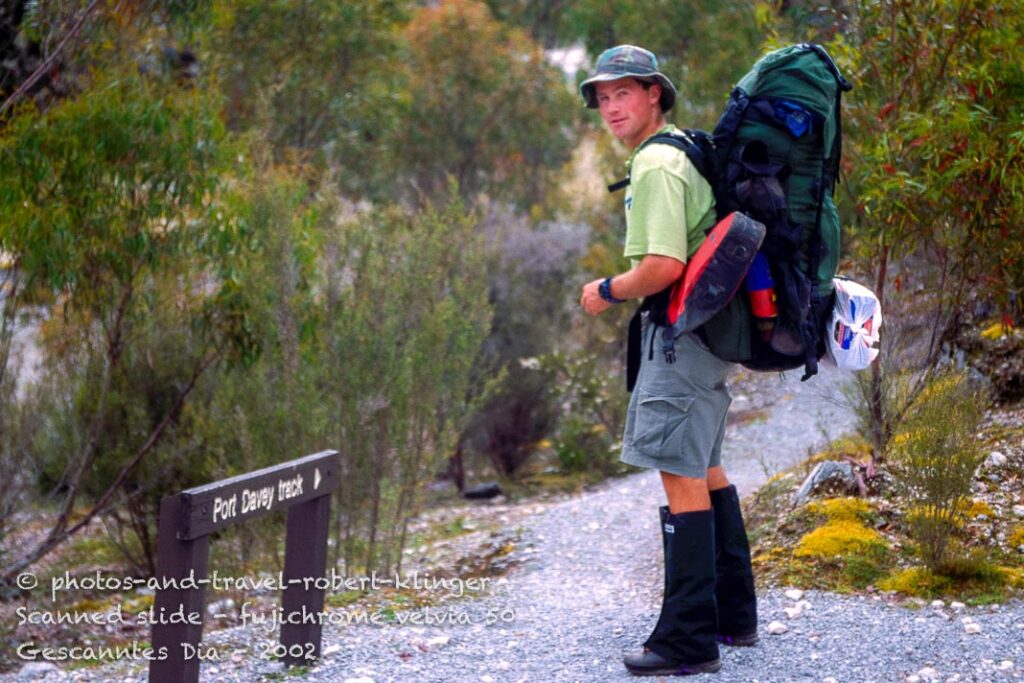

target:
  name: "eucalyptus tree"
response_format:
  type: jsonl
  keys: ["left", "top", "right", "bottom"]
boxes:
{"left": 0, "top": 69, "right": 252, "bottom": 581}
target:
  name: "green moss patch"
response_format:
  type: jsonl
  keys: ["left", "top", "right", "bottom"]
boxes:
{"left": 795, "top": 520, "right": 888, "bottom": 559}
{"left": 1008, "top": 524, "right": 1024, "bottom": 549}
{"left": 878, "top": 557, "right": 1012, "bottom": 603}
{"left": 805, "top": 497, "right": 874, "bottom": 523}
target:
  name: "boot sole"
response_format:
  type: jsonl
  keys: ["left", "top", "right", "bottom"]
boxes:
{"left": 717, "top": 632, "right": 759, "bottom": 647}
{"left": 625, "top": 658, "right": 722, "bottom": 676}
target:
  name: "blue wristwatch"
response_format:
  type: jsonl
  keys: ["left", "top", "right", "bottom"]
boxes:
{"left": 599, "top": 277, "right": 625, "bottom": 304}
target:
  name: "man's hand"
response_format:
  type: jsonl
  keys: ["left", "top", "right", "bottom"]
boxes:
{"left": 579, "top": 255, "right": 684, "bottom": 318}
{"left": 580, "top": 278, "right": 611, "bottom": 316}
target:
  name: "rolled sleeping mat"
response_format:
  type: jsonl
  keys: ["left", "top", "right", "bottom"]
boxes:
{"left": 667, "top": 212, "right": 766, "bottom": 332}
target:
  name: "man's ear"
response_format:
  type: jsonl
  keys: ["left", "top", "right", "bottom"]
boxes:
{"left": 648, "top": 83, "right": 662, "bottom": 108}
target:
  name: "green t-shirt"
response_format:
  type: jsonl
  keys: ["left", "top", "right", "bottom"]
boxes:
{"left": 623, "top": 125, "right": 716, "bottom": 265}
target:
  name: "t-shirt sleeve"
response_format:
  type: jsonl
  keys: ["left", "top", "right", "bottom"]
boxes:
{"left": 623, "top": 166, "right": 689, "bottom": 263}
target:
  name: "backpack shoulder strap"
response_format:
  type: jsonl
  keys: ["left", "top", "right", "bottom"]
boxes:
{"left": 607, "top": 129, "right": 715, "bottom": 193}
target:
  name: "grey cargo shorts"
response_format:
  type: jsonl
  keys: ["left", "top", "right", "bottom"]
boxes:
{"left": 620, "top": 321, "right": 734, "bottom": 478}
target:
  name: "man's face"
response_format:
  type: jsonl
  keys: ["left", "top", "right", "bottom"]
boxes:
{"left": 595, "top": 78, "right": 662, "bottom": 149}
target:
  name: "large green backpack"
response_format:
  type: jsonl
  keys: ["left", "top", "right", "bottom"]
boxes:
{"left": 699, "top": 43, "right": 853, "bottom": 380}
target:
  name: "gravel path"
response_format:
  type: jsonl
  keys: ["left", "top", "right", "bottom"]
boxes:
{"left": 9, "top": 365, "right": 1024, "bottom": 683}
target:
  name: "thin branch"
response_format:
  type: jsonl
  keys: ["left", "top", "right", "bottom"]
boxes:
{"left": 0, "top": 0, "right": 103, "bottom": 117}
{"left": 1, "top": 348, "right": 220, "bottom": 584}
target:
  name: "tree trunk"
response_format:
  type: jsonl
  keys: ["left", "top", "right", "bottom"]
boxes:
{"left": 869, "top": 242, "right": 890, "bottom": 463}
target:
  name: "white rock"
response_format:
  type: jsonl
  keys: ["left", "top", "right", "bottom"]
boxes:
{"left": 784, "top": 588, "right": 805, "bottom": 601}
{"left": 960, "top": 616, "right": 975, "bottom": 624}
{"left": 343, "top": 678, "right": 375, "bottom": 683}
{"left": 965, "top": 622, "right": 982, "bottom": 634}
{"left": 784, "top": 605, "right": 803, "bottom": 619}
{"left": 796, "top": 600, "right": 813, "bottom": 611}
{"left": 950, "top": 601, "right": 966, "bottom": 609}
{"left": 322, "top": 644, "right": 342, "bottom": 656}
{"left": 206, "top": 597, "right": 236, "bottom": 616}
{"left": 906, "top": 676, "right": 921, "bottom": 683}
{"left": 823, "top": 678, "right": 837, "bottom": 683}
{"left": 481, "top": 677, "right": 496, "bottom": 683}
{"left": 18, "top": 663, "right": 61, "bottom": 677}
{"left": 931, "top": 600, "right": 945, "bottom": 608}
{"left": 427, "top": 635, "right": 451, "bottom": 648}
{"left": 1013, "top": 505, "right": 1024, "bottom": 518}
{"left": 496, "top": 660, "right": 511, "bottom": 671}
{"left": 918, "top": 666, "right": 940, "bottom": 680}
{"left": 767, "top": 620, "right": 789, "bottom": 635}
{"left": 987, "top": 451, "right": 1008, "bottom": 467}
{"left": 997, "top": 660, "right": 1014, "bottom": 671}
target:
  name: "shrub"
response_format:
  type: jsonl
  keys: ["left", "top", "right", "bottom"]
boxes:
{"left": 888, "top": 371, "right": 988, "bottom": 572}
{"left": 541, "top": 350, "right": 626, "bottom": 476}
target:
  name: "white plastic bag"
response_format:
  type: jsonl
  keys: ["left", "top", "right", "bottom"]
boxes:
{"left": 826, "top": 278, "right": 882, "bottom": 371}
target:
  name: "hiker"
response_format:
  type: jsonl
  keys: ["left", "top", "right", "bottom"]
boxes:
{"left": 578, "top": 45, "right": 758, "bottom": 677}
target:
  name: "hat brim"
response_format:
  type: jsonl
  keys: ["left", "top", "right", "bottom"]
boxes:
{"left": 580, "top": 72, "right": 677, "bottom": 113}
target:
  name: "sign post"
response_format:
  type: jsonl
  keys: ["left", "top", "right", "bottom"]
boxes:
{"left": 149, "top": 450, "right": 339, "bottom": 683}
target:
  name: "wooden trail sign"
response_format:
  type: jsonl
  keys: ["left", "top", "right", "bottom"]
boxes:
{"left": 149, "top": 450, "right": 339, "bottom": 683}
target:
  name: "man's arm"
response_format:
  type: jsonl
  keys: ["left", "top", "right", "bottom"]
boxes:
{"left": 580, "top": 254, "right": 684, "bottom": 316}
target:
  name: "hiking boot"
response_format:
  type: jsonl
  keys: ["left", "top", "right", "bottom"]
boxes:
{"left": 717, "top": 631, "right": 759, "bottom": 647}
{"left": 623, "top": 647, "right": 722, "bottom": 676}
{"left": 632, "top": 508, "right": 721, "bottom": 674}
{"left": 711, "top": 485, "right": 758, "bottom": 646}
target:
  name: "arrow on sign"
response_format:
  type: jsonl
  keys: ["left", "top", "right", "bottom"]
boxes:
{"left": 314, "top": 468, "right": 321, "bottom": 491}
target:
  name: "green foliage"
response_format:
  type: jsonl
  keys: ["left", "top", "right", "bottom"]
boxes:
{"left": 766, "top": 0, "right": 1024, "bottom": 460}
{"left": 878, "top": 557, "right": 1010, "bottom": 602}
{"left": 541, "top": 350, "right": 626, "bottom": 475}
{"left": 889, "top": 372, "right": 988, "bottom": 572}
{"left": 0, "top": 73, "right": 236, "bottom": 298}
{"left": 386, "top": 0, "right": 577, "bottom": 206}
{"left": 0, "top": 68, "right": 252, "bottom": 575}
{"left": 208, "top": 0, "right": 407, "bottom": 183}
{"left": 549, "top": 0, "right": 763, "bottom": 126}
{"left": 322, "top": 192, "right": 493, "bottom": 573}
{"left": 836, "top": 0, "right": 1024, "bottom": 304}
{"left": 459, "top": 214, "right": 586, "bottom": 478}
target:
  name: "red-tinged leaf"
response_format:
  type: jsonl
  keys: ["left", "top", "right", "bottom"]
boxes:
{"left": 908, "top": 135, "right": 929, "bottom": 149}
{"left": 883, "top": 163, "right": 897, "bottom": 175}
{"left": 877, "top": 102, "right": 896, "bottom": 121}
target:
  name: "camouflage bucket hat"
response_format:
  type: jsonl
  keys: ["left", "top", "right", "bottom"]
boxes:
{"left": 579, "top": 45, "right": 677, "bottom": 112}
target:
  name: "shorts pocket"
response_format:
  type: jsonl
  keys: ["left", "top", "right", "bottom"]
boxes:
{"left": 631, "top": 392, "right": 695, "bottom": 458}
